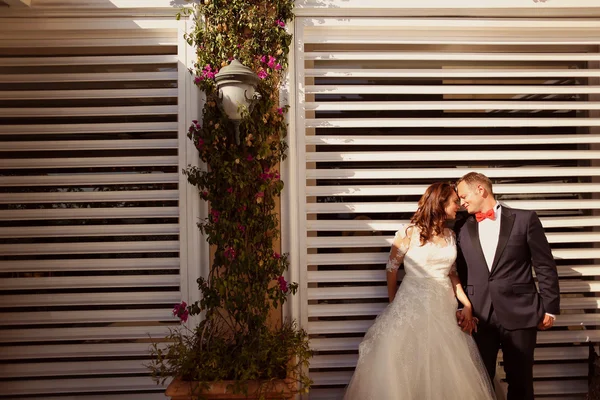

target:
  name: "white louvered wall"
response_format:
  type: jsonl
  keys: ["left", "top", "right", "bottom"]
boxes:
{"left": 0, "top": 3, "right": 188, "bottom": 399}
{"left": 294, "top": 17, "right": 600, "bottom": 399}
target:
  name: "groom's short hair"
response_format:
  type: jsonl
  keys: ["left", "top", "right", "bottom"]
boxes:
{"left": 457, "top": 172, "right": 494, "bottom": 197}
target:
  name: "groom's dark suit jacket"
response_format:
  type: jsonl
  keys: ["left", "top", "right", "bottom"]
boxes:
{"left": 455, "top": 206, "right": 560, "bottom": 330}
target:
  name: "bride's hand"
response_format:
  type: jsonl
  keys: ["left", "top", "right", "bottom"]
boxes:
{"left": 460, "top": 306, "right": 478, "bottom": 335}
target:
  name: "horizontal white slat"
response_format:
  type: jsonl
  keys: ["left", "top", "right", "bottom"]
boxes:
{"left": 306, "top": 118, "right": 600, "bottom": 128}
{"left": 306, "top": 217, "right": 600, "bottom": 231}
{"left": 0, "top": 325, "right": 172, "bottom": 343}
{"left": 308, "top": 297, "right": 600, "bottom": 318}
{"left": 306, "top": 100, "right": 600, "bottom": 111}
{"left": 15, "top": 395, "right": 166, "bottom": 400}
{"left": 0, "top": 291, "right": 180, "bottom": 307}
{"left": 0, "top": 172, "right": 178, "bottom": 187}
{"left": 0, "top": 207, "right": 178, "bottom": 220}
{"left": 305, "top": 150, "right": 600, "bottom": 163}
{"left": 0, "top": 54, "right": 177, "bottom": 66}
{"left": 0, "top": 29, "right": 172, "bottom": 40}
{"left": 12, "top": 0, "right": 180, "bottom": 9}
{"left": 305, "top": 68, "right": 600, "bottom": 78}
{"left": 306, "top": 183, "right": 600, "bottom": 197}
{"left": 308, "top": 280, "right": 600, "bottom": 300}
{"left": 306, "top": 167, "right": 600, "bottom": 180}
{"left": 308, "top": 320, "right": 372, "bottom": 334}
{"left": 300, "top": 18, "right": 600, "bottom": 29}
{"left": 306, "top": 232, "right": 600, "bottom": 248}
{"left": 0, "top": 309, "right": 176, "bottom": 326}
{"left": 306, "top": 200, "right": 600, "bottom": 214}
{"left": 0, "top": 139, "right": 178, "bottom": 152}
{"left": 0, "top": 106, "right": 178, "bottom": 118}
{"left": 0, "top": 190, "right": 178, "bottom": 204}
{"left": 305, "top": 51, "right": 600, "bottom": 62}
{"left": 306, "top": 135, "right": 600, "bottom": 146}
{"left": 0, "top": 37, "right": 177, "bottom": 47}
{"left": 0, "top": 18, "right": 180, "bottom": 30}
{"left": 0, "top": 376, "right": 163, "bottom": 396}
{"left": 0, "top": 241, "right": 179, "bottom": 256}
{"left": 309, "top": 371, "right": 587, "bottom": 391}
{"left": 307, "top": 265, "right": 600, "bottom": 283}
{"left": 0, "top": 156, "right": 178, "bottom": 169}
{"left": 0, "top": 71, "right": 177, "bottom": 83}
{"left": 304, "top": 34, "right": 600, "bottom": 46}
{"left": 0, "top": 257, "right": 179, "bottom": 272}
{"left": 309, "top": 359, "right": 585, "bottom": 379}
{"left": 0, "top": 342, "right": 168, "bottom": 360}
{"left": 309, "top": 331, "right": 600, "bottom": 352}
{"left": 0, "top": 223, "right": 179, "bottom": 238}
{"left": 0, "top": 88, "right": 178, "bottom": 100}
{"left": 0, "top": 275, "right": 179, "bottom": 290}
{"left": 0, "top": 359, "right": 149, "bottom": 378}
{"left": 0, "top": 122, "right": 177, "bottom": 135}
{"left": 306, "top": 85, "right": 600, "bottom": 96}
{"left": 308, "top": 383, "right": 588, "bottom": 400}
{"left": 306, "top": 249, "right": 600, "bottom": 265}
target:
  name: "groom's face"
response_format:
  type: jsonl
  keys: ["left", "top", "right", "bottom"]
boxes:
{"left": 457, "top": 181, "right": 483, "bottom": 214}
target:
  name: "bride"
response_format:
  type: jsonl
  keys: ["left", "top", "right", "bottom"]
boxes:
{"left": 343, "top": 182, "right": 496, "bottom": 400}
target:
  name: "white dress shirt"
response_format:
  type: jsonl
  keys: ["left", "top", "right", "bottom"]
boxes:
{"left": 478, "top": 203, "right": 502, "bottom": 271}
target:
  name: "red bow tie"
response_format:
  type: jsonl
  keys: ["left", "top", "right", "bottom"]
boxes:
{"left": 475, "top": 209, "right": 496, "bottom": 222}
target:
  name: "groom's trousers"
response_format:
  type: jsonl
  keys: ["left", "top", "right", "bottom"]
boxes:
{"left": 474, "top": 308, "right": 537, "bottom": 400}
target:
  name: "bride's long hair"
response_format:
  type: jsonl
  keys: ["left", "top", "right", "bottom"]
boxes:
{"left": 410, "top": 182, "right": 456, "bottom": 245}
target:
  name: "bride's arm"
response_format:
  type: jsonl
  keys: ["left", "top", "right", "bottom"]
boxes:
{"left": 449, "top": 267, "right": 477, "bottom": 334}
{"left": 386, "top": 226, "right": 412, "bottom": 302}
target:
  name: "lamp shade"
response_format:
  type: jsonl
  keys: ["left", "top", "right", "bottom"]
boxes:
{"left": 214, "top": 60, "right": 259, "bottom": 121}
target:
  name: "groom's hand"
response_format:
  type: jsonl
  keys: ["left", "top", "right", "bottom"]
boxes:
{"left": 538, "top": 314, "right": 555, "bottom": 330}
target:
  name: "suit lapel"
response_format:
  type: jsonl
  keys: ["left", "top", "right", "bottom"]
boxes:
{"left": 466, "top": 217, "right": 490, "bottom": 275}
{"left": 490, "top": 207, "right": 515, "bottom": 275}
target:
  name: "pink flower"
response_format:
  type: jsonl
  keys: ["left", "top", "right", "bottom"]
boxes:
{"left": 225, "top": 247, "right": 236, "bottom": 261}
{"left": 277, "top": 276, "right": 288, "bottom": 293}
{"left": 267, "top": 56, "right": 276, "bottom": 69}
{"left": 260, "top": 169, "right": 273, "bottom": 181}
{"left": 194, "top": 76, "right": 202, "bottom": 84}
{"left": 256, "top": 191, "right": 264, "bottom": 198}
{"left": 246, "top": 154, "right": 253, "bottom": 161}
{"left": 277, "top": 108, "right": 283, "bottom": 115}
{"left": 227, "top": 187, "right": 233, "bottom": 194}
{"left": 274, "top": 172, "right": 280, "bottom": 180}
{"left": 273, "top": 252, "right": 281, "bottom": 259}
{"left": 260, "top": 55, "right": 267, "bottom": 63}
{"left": 258, "top": 69, "right": 268, "bottom": 79}
{"left": 210, "top": 209, "right": 220, "bottom": 222}
{"left": 237, "top": 224, "right": 246, "bottom": 233}
{"left": 201, "top": 191, "right": 209, "bottom": 199}
{"left": 172, "top": 301, "right": 189, "bottom": 323}
{"left": 276, "top": 19, "right": 285, "bottom": 28}
{"left": 275, "top": 63, "right": 282, "bottom": 71}
{"left": 196, "top": 138, "right": 204, "bottom": 150}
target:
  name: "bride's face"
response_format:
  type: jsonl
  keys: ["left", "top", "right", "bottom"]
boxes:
{"left": 444, "top": 191, "right": 460, "bottom": 220}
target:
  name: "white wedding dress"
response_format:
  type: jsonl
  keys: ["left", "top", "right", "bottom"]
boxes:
{"left": 343, "top": 225, "right": 495, "bottom": 400}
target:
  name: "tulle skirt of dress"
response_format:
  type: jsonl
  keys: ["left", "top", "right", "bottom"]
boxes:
{"left": 343, "top": 276, "right": 496, "bottom": 400}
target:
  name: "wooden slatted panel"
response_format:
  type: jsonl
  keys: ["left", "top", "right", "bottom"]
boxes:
{"left": 0, "top": 8, "right": 181, "bottom": 399}
{"left": 296, "top": 17, "right": 600, "bottom": 399}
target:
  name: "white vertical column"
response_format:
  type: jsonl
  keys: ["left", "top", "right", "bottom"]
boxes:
{"left": 178, "top": 19, "right": 208, "bottom": 328}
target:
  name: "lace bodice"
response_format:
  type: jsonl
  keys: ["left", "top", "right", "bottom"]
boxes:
{"left": 386, "top": 224, "right": 457, "bottom": 278}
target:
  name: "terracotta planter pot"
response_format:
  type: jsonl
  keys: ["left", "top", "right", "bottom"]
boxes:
{"left": 165, "top": 377, "right": 295, "bottom": 400}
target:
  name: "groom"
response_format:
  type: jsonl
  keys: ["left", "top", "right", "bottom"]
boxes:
{"left": 454, "top": 172, "right": 560, "bottom": 400}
